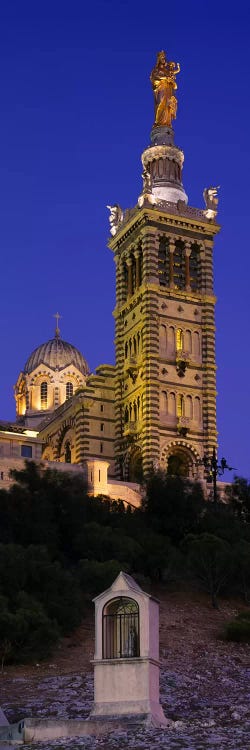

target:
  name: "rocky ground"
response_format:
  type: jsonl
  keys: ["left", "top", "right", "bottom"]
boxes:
{"left": 1, "top": 589, "right": 250, "bottom": 749}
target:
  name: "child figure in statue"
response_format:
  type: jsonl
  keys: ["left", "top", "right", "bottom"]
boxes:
{"left": 150, "top": 51, "right": 180, "bottom": 128}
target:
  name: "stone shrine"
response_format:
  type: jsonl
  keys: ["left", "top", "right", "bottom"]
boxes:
{"left": 90, "top": 571, "right": 169, "bottom": 726}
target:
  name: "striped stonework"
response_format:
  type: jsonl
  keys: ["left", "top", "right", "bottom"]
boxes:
{"left": 141, "top": 287, "right": 160, "bottom": 473}
{"left": 75, "top": 405, "right": 87, "bottom": 463}
{"left": 109, "top": 203, "right": 220, "bottom": 480}
{"left": 39, "top": 367, "right": 116, "bottom": 474}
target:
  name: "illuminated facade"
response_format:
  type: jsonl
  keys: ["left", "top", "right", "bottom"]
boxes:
{"left": 15, "top": 328, "right": 90, "bottom": 429}
{"left": 10, "top": 52, "right": 220, "bottom": 486}
{"left": 109, "top": 51, "right": 220, "bottom": 481}
{"left": 39, "top": 364, "right": 116, "bottom": 473}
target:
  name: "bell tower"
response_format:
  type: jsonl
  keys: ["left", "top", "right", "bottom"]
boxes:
{"left": 108, "top": 51, "right": 220, "bottom": 481}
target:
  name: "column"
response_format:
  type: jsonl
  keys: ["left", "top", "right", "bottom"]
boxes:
{"left": 201, "top": 240, "right": 216, "bottom": 456}
{"left": 75, "top": 403, "right": 86, "bottom": 463}
{"left": 169, "top": 239, "right": 175, "bottom": 288}
{"left": 25, "top": 387, "right": 30, "bottom": 411}
{"left": 199, "top": 244, "right": 206, "bottom": 294}
{"left": 29, "top": 385, "right": 33, "bottom": 409}
{"left": 114, "top": 255, "right": 121, "bottom": 307}
{"left": 134, "top": 249, "right": 141, "bottom": 289}
{"left": 126, "top": 257, "right": 133, "bottom": 297}
{"left": 185, "top": 241, "right": 191, "bottom": 291}
{"left": 141, "top": 228, "right": 159, "bottom": 285}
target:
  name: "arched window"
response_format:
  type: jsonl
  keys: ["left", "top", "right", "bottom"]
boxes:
{"left": 193, "top": 331, "right": 200, "bottom": 357}
{"left": 133, "top": 401, "right": 137, "bottom": 421}
{"left": 167, "top": 451, "right": 190, "bottom": 477}
{"left": 194, "top": 396, "right": 201, "bottom": 423}
{"left": 173, "top": 241, "right": 185, "bottom": 289}
{"left": 177, "top": 394, "right": 184, "bottom": 417}
{"left": 159, "top": 324, "right": 167, "bottom": 353}
{"left": 131, "top": 255, "right": 136, "bottom": 295}
{"left": 168, "top": 392, "right": 176, "bottom": 416}
{"left": 40, "top": 381, "right": 48, "bottom": 409}
{"left": 123, "top": 261, "right": 128, "bottom": 301}
{"left": 65, "top": 441, "right": 71, "bottom": 463}
{"left": 168, "top": 326, "right": 175, "bottom": 355}
{"left": 66, "top": 382, "right": 73, "bottom": 400}
{"left": 185, "top": 330, "right": 192, "bottom": 353}
{"left": 134, "top": 247, "right": 142, "bottom": 290}
{"left": 158, "top": 237, "right": 169, "bottom": 286}
{"left": 137, "top": 396, "right": 140, "bottom": 419}
{"left": 176, "top": 328, "right": 183, "bottom": 352}
{"left": 128, "top": 447, "right": 143, "bottom": 483}
{"left": 189, "top": 244, "right": 200, "bottom": 291}
{"left": 102, "top": 597, "right": 139, "bottom": 659}
{"left": 160, "top": 390, "right": 168, "bottom": 414}
{"left": 185, "top": 395, "right": 193, "bottom": 419}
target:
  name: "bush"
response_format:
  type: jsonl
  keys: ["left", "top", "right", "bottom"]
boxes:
{"left": 182, "top": 533, "right": 232, "bottom": 608}
{"left": 143, "top": 472, "right": 205, "bottom": 543}
{"left": 0, "top": 545, "right": 84, "bottom": 655}
{"left": 236, "top": 609, "right": 250, "bottom": 621}
{"left": 78, "top": 559, "right": 123, "bottom": 596}
{"left": 222, "top": 616, "right": 250, "bottom": 643}
{"left": 0, "top": 594, "right": 59, "bottom": 664}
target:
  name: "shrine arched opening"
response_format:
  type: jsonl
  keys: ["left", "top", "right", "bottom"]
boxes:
{"left": 102, "top": 597, "right": 139, "bottom": 659}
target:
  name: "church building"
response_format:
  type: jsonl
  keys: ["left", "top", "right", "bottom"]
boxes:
{"left": 1, "top": 51, "right": 220, "bottom": 493}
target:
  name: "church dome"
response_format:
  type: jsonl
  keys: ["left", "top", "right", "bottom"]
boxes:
{"left": 24, "top": 335, "right": 90, "bottom": 376}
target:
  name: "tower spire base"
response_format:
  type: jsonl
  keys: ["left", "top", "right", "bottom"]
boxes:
{"left": 150, "top": 126, "right": 174, "bottom": 147}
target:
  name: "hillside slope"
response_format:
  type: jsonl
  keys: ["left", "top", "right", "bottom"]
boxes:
{"left": 1, "top": 589, "right": 250, "bottom": 749}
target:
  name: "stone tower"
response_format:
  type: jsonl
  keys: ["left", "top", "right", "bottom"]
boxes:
{"left": 108, "top": 51, "right": 220, "bottom": 481}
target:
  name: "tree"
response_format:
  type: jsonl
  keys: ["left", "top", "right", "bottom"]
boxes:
{"left": 143, "top": 471, "right": 205, "bottom": 543}
{"left": 77, "top": 559, "right": 122, "bottom": 596}
{"left": 232, "top": 540, "right": 250, "bottom": 604}
{"left": 0, "top": 461, "right": 91, "bottom": 560}
{"left": 0, "top": 593, "right": 59, "bottom": 664}
{"left": 199, "top": 501, "right": 245, "bottom": 545}
{"left": 183, "top": 533, "right": 232, "bottom": 608}
{"left": 141, "top": 530, "right": 184, "bottom": 582}
{"left": 0, "top": 544, "right": 84, "bottom": 648}
{"left": 226, "top": 477, "right": 250, "bottom": 524}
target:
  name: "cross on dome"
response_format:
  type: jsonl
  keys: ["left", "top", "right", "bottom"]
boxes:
{"left": 53, "top": 312, "right": 62, "bottom": 338}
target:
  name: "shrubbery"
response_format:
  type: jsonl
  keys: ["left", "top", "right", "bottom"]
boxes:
{"left": 1, "top": 462, "right": 250, "bottom": 662}
{"left": 0, "top": 543, "right": 84, "bottom": 664}
{"left": 0, "top": 591, "right": 59, "bottom": 665}
{"left": 222, "top": 611, "right": 250, "bottom": 643}
{"left": 78, "top": 559, "right": 123, "bottom": 597}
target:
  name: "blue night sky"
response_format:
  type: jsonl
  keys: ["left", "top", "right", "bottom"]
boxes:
{"left": 0, "top": 1, "right": 249, "bottom": 480}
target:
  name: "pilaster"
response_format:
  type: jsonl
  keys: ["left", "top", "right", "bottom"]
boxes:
{"left": 75, "top": 404, "right": 87, "bottom": 463}
{"left": 141, "top": 229, "right": 159, "bottom": 286}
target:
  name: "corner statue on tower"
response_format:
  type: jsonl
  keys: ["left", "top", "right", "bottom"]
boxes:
{"left": 150, "top": 51, "right": 180, "bottom": 128}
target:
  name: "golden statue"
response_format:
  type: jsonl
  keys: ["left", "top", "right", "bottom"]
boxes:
{"left": 150, "top": 51, "right": 180, "bottom": 128}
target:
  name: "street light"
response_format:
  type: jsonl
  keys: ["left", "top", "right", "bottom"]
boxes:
{"left": 196, "top": 447, "right": 235, "bottom": 503}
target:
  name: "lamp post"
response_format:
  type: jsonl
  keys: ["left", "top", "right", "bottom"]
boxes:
{"left": 196, "top": 447, "right": 234, "bottom": 503}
